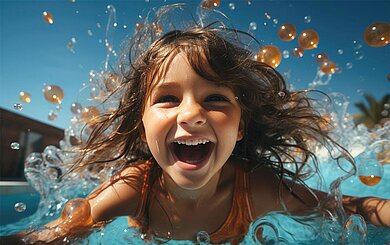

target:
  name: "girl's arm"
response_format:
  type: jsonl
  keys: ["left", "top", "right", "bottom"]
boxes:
{"left": 1, "top": 164, "right": 145, "bottom": 244}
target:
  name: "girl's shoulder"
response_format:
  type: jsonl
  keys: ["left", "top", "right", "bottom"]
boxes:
{"left": 87, "top": 160, "right": 151, "bottom": 222}
{"left": 247, "top": 163, "right": 322, "bottom": 215}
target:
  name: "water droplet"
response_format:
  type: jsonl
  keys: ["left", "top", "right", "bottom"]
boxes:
{"left": 10, "top": 142, "right": 20, "bottom": 150}
{"left": 87, "top": 29, "right": 93, "bottom": 36}
{"left": 13, "top": 103, "right": 23, "bottom": 111}
{"left": 71, "top": 102, "right": 82, "bottom": 114}
{"left": 272, "top": 18, "right": 278, "bottom": 25}
{"left": 384, "top": 103, "right": 390, "bottom": 110}
{"left": 67, "top": 37, "right": 77, "bottom": 53}
{"left": 353, "top": 50, "right": 364, "bottom": 60}
{"left": 353, "top": 40, "right": 363, "bottom": 50}
{"left": 357, "top": 158, "right": 383, "bottom": 186}
{"left": 123, "top": 24, "right": 127, "bottom": 29}
{"left": 14, "top": 202, "right": 26, "bottom": 212}
{"left": 304, "top": 16, "right": 311, "bottom": 23}
{"left": 381, "top": 110, "right": 389, "bottom": 117}
{"left": 249, "top": 22, "right": 257, "bottom": 31}
{"left": 196, "top": 231, "right": 210, "bottom": 243}
{"left": 264, "top": 12, "right": 272, "bottom": 20}
{"left": 228, "top": 3, "right": 235, "bottom": 10}
{"left": 337, "top": 49, "right": 344, "bottom": 55}
{"left": 19, "top": 91, "right": 31, "bottom": 103}
{"left": 282, "top": 50, "right": 290, "bottom": 59}
{"left": 48, "top": 110, "right": 58, "bottom": 121}
{"left": 42, "top": 11, "right": 54, "bottom": 24}
{"left": 96, "top": 22, "right": 101, "bottom": 28}
{"left": 346, "top": 62, "right": 353, "bottom": 69}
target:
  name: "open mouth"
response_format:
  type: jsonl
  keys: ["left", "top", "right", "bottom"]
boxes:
{"left": 170, "top": 140, "right": 214, "bottom": 167}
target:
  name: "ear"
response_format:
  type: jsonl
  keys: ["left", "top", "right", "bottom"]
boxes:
{"left": 139, "top": 124, "right": 147, "bottom": 142}
{"left": 237, "top": 119, "right": 245, "bottom": 141}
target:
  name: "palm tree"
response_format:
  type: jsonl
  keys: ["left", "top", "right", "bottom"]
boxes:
{"left": 353, "top": 94, "right": 390, "bottom": 128}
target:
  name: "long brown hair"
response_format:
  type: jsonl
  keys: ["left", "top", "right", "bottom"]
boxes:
{"left": 71, "top": 7, "right": 354, "bottom": 193}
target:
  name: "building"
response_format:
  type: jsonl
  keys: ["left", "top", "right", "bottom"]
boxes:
{"left": 0, "top": 108, "right": 64, "bottom": 181}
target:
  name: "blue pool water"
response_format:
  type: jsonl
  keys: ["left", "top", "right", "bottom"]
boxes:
{"left": 1, "top": 163, "right": 389, "bottom": 244}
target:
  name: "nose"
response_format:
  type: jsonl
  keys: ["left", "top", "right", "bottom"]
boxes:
{"left": 177, "top": 99, "right": 206, "bottom": 127}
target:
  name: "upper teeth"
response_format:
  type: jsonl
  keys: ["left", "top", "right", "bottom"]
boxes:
{"left": 174, "top": 139, "right": 209, "bottom": 146}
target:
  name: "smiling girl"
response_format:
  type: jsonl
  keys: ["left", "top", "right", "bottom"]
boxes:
{"left": 2, "top": 7, "right": 389, "bottom": 245}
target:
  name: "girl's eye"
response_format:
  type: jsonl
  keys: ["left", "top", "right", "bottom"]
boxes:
{"left": 154, "top": 95, "right": 179, "bottom": 104}
{"left": 205, "top": 94, "right": 230, "bottom": 102}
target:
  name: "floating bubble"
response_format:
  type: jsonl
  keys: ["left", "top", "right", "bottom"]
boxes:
{"left": 282, "top": 50, "right": 289, "bottom": 59}
{"left": 135, "top": 22, "right": 143, "bottom": 32}
{"left": 228, "top": 3, "right": 235, "bottom": 10}
{"left": 304, "top": 16, "right": 311, "bottom": 23}
{"left": 337, "top": 49, "right": 344, "bottom": 55}
{"left": 87, "top": 30, "right": 93, "bottom": 36}
{"left": 42, "top": 11, "right": 54, "bottom": 24}
{"left": 298, "top": 30, "right": 319, "bottom": 50}
{"left": 96, "top": 22, "right": 101, "bottom": 28}
{"left": 278, "top": 23, "right": 296, "bottom": 41}
{"left": 201, "top": 0, "right": 220, "bottom": 9}
{"left": 14, "top": 202, "right": 26, "bottom": 212}
{"left": 256, "top": 45, "right": 282, "bottom": 68}
{"left": 315, "top": 53, "right": 328, "bottom": 63}
{"left": 13, "top": 103, "right": 23, "bottom": 111}
{"left": 346, "top": 62, "right": 353, "bottom": 69}
{"left": 10, "top": 142, "right": 20, "bottom": 150}
{"left": 357, "top": 158, "right": 384, "bottom": 186}
{"left": 353, "top": 50, "right": 364, "bottom": 60}
{"left": 264, "top": 12, "right": 272, "bottom": 20}
{"left": 103, "top": 72, "right": 119, "bottom": 92}
{"left": 352, "top": 40, "right": 363, "bottom": 50}
{"left": 320, "top": 60, "right": 337, "bottom": 74}
{"left": 70, "top": 102, "right": 82, "bottom": 114}
{"left": 67, "top": 37, "right": 77, "bottom": 53}
{"left": 196, "top": 231, "right": 210, "bottom": 243}
{"left": 43, "top": 85, "right": 64, "bottom": 104}
{"left": 273, "top": 19, "right": 278, "bottom": 25}
{"left": 342, "top": 214, "right": 367, "bottom": 244}
{"left": 292, "top": 46, "right": 304, "bottom": 58}
{"left": 19, "top": 91, "right": 31, "bottom": 103}
{"left": 381, "top": 110, "right": 389, "bottom": 117}
{"left": 384, "top": 103, "right": 390, "bottom": 110}
{"left": 249, "top": 22, "right": 257, "bottom": 31}
{"left": 364, "top": 22, "right": 390, "bottom": 47}
{"left": 80, "top": 106, "right": 100, "bottom": 123}
{"left": 48, "top": 110, "right": 58, "bottom": 121}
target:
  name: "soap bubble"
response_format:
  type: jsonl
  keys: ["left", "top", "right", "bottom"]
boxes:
{"left": 14, "top": 202, "right": 26, "bottom": 212}
{"left": 19, "top": 91, "right": 31, "bottom": 103}
{"left": 315, "top": 53, "right": 328, "bottom": 63}
{"left": 364, "top": 22, "right": 390, "bottom": 47}
{"left": 70, "top": 102, "right": 82, "bottom": 114}
{"left": 292, "top": 46, "right": 304, "bottom": 58}
{"left": 48, "top": 110, "right": 58, "bottom": 121}
{"left": 10, "top": 142, "right": 20, "bottom": 150}
{"left": 357, "top": 158, "right": 384, "bottom": 186}
{"left": 298, "top": 30, "right": 319, "bottom": 49}
{"left": 278, "top": 23, "right": 296, "bottom": 41}
{"left": 13, "top": 103, "right": 23, "bottom": 111}
{"left": 67, "top": 37, "right": 76, "bottom": 53}
{"left": 346, "top": 62, "right": 353, "bottom": 69}
{"left": 249, "top": 22, "right": 257, "bottom": 31}
{"left": 228, "top": 3, "right": 235, "bottom": 10}
{"left": 282, "top": 50, "right": 289, "bottom": 59}
{"left": 353, "top": 50, "right": 364, "bottom": 60}
{"left": 304, "top": 16, "right": 311, "bottom": 23}
{"left": 320, "top": 60, "right": 337, "bottom": 74}
{"left": 43, "top": 85, "right": 64, "bottom": 104}
{"left": 201, "top": 0, "right": 220, "bottom": 9}
{"left": 256, "top": 45, "right": 282, "bottom": 68}
{"left": 42, "top": 11, "right": 54, "bottom": 24}
{"left": 80, "top": 106, "right": 100, "bottom": 123}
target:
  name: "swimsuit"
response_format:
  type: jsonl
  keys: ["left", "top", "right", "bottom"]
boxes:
{"left": 128, "top": 161, "right": 255, "bottom": 244}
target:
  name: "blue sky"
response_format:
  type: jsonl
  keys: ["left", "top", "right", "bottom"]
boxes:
{"left": 1, "top": 0, "right": 389, "bottom": 130}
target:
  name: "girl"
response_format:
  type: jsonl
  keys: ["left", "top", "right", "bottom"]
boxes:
{"left": 3, "top": 6, "right": 390, "bottom": 245}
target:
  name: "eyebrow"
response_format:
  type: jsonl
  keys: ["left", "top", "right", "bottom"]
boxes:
{"left": 153, "top": 82, "right": 181, "bottom": 91}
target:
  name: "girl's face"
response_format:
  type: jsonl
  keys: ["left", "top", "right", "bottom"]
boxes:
{"left": 142, "top": 53, "right": 243, "bottom": 190}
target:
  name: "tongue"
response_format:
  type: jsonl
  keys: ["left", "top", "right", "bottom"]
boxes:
{"left": 174, "top": 143, "right": 209, "bottom": 164}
